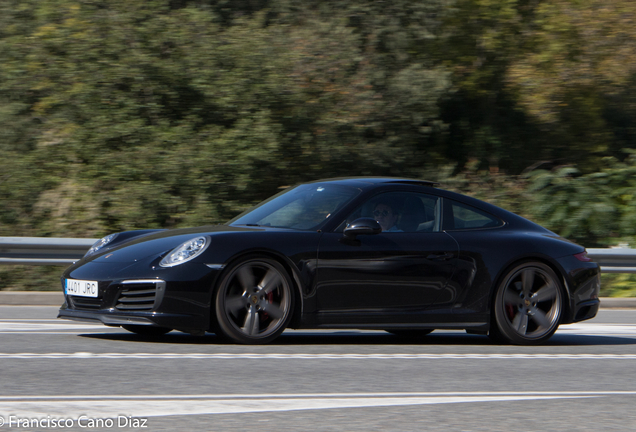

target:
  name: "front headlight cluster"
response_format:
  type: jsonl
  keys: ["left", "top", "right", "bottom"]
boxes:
{"left": 86, "top": 233, "right": 118, "bottom": 257}
{"left": 160, "top": 236, "right": 210, "bottom": 267}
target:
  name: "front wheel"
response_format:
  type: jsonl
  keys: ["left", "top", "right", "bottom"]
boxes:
{"left": 214, "top": 256, "right": 294, "bottom": 344}
{"left": 491, "top": 262, "right": 564, "bottom": 345}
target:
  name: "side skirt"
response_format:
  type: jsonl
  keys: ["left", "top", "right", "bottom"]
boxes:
{"left": 308, "top": 322, "right": 489, "bottom": 331}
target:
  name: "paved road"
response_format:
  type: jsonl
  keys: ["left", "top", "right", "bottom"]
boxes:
{"left": 0, "top": 307, "right": 635, "bottom": 431}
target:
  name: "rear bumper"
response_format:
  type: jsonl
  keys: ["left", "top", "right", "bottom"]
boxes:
{"left": 553, "top": 254, "right": 601, "bottom": 324}
{"left": 569, "top": 298, "right": 600, "bottom": 323}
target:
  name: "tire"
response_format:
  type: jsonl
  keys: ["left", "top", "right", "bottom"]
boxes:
{"left": 385, "top": 329, "right": 434, "bottom": 338}
{"left": 214, "top": 256, "right": 294, "bottom": 344}
{"left": 122, "top": 325, "right": 172, "bottom": 336}
{"left": 491, "top": 261, "right": 564, "bottom": 345}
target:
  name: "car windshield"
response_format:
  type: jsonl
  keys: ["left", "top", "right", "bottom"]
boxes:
{"left": 228, "top": 183, "right": 360, "bottom": 230}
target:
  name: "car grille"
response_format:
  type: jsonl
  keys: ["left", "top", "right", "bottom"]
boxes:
{"left": 116, "top": 280, "right": 165, "bottom": 311}
{"left": 69, "top": 296, "right": 101, "bottom": 310}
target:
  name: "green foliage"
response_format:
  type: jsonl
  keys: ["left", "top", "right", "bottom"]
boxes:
{"left": 525, "top": 154, "right": 636, "bottom": 247}
{"left": 601, "top": 274, "right": 636, "bottom": 298}
{"left": 0, "top": 266, "right": 62, "bottom": 292}
{"left": 504, "top": 0, "right": 636, "bottom": 170}
{"left": 2, "top": 0, "right": 636, "bottom": 297}
{"left": 0, "top": 0, "right": 452, "bottom": 239}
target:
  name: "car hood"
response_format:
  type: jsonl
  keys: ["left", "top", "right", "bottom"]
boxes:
{"left": 87, "top": 225, "right": 268, "bottom": 264}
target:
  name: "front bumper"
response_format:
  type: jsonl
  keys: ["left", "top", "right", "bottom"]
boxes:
{"left": 57, "top": 306, "right": 205, "bottom": 331}
{"left": 58, "top": 260, "right": 222, "bottom": 332}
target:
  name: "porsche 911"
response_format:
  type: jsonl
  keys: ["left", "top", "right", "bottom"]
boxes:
{"left": 58, "top": 177, "right": 600, "bottom": 345}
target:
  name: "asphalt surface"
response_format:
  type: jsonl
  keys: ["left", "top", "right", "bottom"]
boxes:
{"left": 0, "top": 307, "right": 635, "bottom": 431}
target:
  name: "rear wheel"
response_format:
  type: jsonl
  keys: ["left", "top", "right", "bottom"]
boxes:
{"left": 215, "top": 256, "right": 294, "bottom": 344}
{"left": 122, "top": 325, "right": 172, "bottom": 336}
{"left": 491, "top": 261, "right": 563, "bottom": 345}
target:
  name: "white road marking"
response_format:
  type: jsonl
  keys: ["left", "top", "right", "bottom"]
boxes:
{"left": 1, "top": 352, "right": 636, "bottom": 360}
{"left": 2, "top": 391, "right": 636, "bottom": 400}
{"left": 0, "top": 392, "right": 610, "bottom": 418}
{"left": 0, "top": 321, "right": 105, "bottom": 332}
{"left": 557, "top": 323, "right": 636, "bottom": 335}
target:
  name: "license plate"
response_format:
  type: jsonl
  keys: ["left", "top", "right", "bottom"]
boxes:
{"left": 65, "top": 279, "right": 99, "bottom": 298}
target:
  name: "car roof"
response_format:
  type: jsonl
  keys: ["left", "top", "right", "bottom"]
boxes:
{"left": 305, "top": 177, "right": 549, "bottom": 232}
{"left": 307, "top": 177, "right": 439, "bottom": 188}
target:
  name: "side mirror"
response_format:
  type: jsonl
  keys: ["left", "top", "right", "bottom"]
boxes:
{"left": 343, "top": 218, "right": 382, "bottom": 239}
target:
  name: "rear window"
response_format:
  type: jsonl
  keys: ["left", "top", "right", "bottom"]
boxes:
{"left": 446, "top": 200, "right": 502, "bottom": 230}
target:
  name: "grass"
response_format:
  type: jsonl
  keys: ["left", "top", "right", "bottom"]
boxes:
{"left": 0, "top": 266, "right": 64, "bottom": 291}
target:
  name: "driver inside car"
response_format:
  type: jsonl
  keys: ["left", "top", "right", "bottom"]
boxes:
{"left": 373, "top": 201, "right": 403, "bottom": 232}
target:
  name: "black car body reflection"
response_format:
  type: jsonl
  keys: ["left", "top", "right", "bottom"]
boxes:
{"left": 58, "top": 178, "right": 600, "bottom": 345}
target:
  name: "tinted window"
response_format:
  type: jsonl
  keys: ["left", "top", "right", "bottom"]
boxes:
{"left": 447, "top": 200, "right": 502, "bottom": 230}
{"left": 228, "top": 183, "right": 359, "bottom": 230}
{"left": 339, "top": 191, "right": 441, "bottom": 233}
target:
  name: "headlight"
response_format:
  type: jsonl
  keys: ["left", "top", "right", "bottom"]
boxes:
{"left": 86, "top": 233, "right": 119, "bottom": 257}
{"left": 159, "top": 236, "right": 209, "bottom": 267}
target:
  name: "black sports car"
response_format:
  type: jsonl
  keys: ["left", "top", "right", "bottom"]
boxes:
{"left": 58, "top": 177, "right": 600, "bottom": 345}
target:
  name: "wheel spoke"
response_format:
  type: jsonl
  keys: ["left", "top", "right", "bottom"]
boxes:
{"left": 512, "top": 313, "right": 529, "bottom": 335}
{"left": 259, "top": 269, "right": 282, "bottom": 295}
{"left": 225, "top": 295, "right": 246, "bottom": 315}
{"left": 504, "top": 289, "right": 521, "bottom": 305}
{"left": 521, "top": 269, "right": 535, "bottom": 297}
{"left": 262, "top": 302, "right": 284, "bottom": 319}
{"left": 531, "top": 309, "right": 551, "bottom": 329}
{"left": 249, "top": 307, "right": 260, "bottom": 335}
{"left": 242, "top": 305, "right": 260, "bottom": 336}
{"left": 510, "top": 311, "right": 521, "bottom": 329}
{"left": 533, "top": 283, "right": 557, "bottom": 303}
{"left": 237, "top": 265, "right": 255, "bottom": 291}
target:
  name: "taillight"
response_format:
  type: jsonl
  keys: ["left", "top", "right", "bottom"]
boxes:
{"left": 574, "top": 251, "right": 592, "bottom": 262}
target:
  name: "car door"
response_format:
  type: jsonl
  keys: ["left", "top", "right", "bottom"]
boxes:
{"left": 438, "top": 197, "right": 506, "bottom": 315}
{"left": 314, "top": 191, "right": 459, "bottom": 325}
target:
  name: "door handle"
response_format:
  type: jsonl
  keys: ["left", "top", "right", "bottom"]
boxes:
{"left": 427, "top": 252, "right": 454, "bottom": 260}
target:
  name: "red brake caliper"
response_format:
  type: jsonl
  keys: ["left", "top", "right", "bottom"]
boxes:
{"left": 505, "top": 303, "right": 515, "bottom": 320}
{"left": 261, "top": 292, "right": 274, "bottom": 321}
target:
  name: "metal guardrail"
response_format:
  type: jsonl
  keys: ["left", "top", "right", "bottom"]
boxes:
{"left": 587, "top": 248, "right": 636, "bottom": 273}
{"left": 0, "top": 237, "right": 97, "bottom": 266}
{"left": 0, "top": 237, "right": 636, "bottom": 273}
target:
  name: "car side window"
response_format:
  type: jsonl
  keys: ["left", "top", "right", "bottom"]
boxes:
{"left": 339, "top": 191, "right": 441, "bottom": 233}
{"left": 446, "top": 200, "right": 502, "bottom": 230}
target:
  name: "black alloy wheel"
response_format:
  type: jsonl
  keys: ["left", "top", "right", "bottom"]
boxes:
{"left": 491, "top": 261, "right": 564, "bottom": 345}
{"left": 215, "top": 256, "right": 294, "bottom": 344}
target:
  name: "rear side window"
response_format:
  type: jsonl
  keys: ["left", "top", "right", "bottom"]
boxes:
{"left": 446, "top": 200, "right": 502, "bottom": 230}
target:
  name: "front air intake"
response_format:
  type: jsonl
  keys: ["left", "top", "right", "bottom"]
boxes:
{"left": 115, "top": 280, "right": 166, "bottom": 311}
